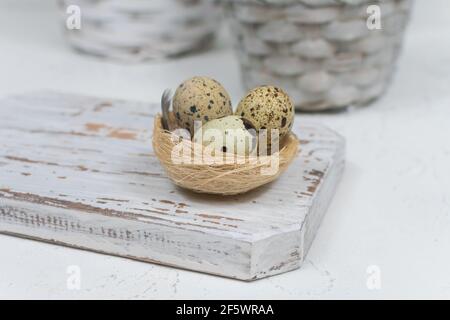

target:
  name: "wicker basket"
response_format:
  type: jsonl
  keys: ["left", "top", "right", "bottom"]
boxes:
{"left": 152, "top": 114, "right": 299, "bottom": 195}
{"left": 223, "top": 0, "right": 413, "bottom": 111}
{"left": 59, "top": 0, "right": 222, "bottom": 62}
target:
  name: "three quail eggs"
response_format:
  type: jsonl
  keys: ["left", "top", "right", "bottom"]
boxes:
{"left": 171, "top": 77, "right": 294, "bottom": 155}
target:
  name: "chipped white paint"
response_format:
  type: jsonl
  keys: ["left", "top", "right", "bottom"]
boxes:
{"left": 0, "top": 92, "right": 344, "bottom": 281}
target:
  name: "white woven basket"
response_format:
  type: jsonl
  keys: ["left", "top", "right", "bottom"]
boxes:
{"left": 59, "top": 0, "right": 222, "bottom": 62}
{"left": 223, "top": 0, "right": 413, "bottom": 111}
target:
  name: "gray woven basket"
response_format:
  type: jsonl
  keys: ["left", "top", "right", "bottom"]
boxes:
{"left": 59, "top": 0, "right": 222, "bottom": 62}
{"left": 223, "top": 0, "right": 413, "bottom": 111}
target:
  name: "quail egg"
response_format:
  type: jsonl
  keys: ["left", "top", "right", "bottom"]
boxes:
{"left": 193, "top": 116, "right": 257, "bottom": 157}
{"left": 235, "top": 86, "right": 294, "bottom": 141}
{"left": 173, "top": 76, "right": 233, "bottom": 134}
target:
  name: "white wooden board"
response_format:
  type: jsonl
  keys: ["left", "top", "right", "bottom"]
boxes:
{"left": 0, "top": 92, "right": 345, "bottom": 281}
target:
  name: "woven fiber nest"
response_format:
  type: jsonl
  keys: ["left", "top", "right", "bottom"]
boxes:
{"left": 152, "top": 114, "right": 300, "bottom": 195}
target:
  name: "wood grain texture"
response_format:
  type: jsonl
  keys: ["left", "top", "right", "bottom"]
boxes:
{"left": 0, "top": 92, "right": 345, "bottom": 280}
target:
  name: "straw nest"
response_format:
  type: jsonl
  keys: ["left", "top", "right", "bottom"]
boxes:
{"left": 152, "top": 114, "right": 300, "bottom": 195}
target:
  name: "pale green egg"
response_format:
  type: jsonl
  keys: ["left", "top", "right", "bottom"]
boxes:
{"left": 193, "top": 116, "right": 257, "bottom": 156}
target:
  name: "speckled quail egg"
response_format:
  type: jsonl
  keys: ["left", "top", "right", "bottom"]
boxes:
{"left": 235, "top": 86, "right": 294, "bottom": 141}
{"left": 173, "top": 76, "right": 233, "bottom": 134}
{"left": 193, "top": 116, "right": 257, "bottom": 156}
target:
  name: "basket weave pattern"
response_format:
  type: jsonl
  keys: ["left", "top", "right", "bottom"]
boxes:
{"left": 60, "top": 0, "right": 221, "bottom": 62}
{"left": 224, "top": 0, "right": 413, "bottom": 111}
{"left": 152, "top": 114, "right": 300, "bottom": 195}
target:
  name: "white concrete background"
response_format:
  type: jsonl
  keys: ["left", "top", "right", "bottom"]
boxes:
{"left": 0, "top": 0, "right": 449, "bottom": 299}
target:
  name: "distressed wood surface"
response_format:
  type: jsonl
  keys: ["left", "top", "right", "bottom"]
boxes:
{"left": 0, "top": 92, "right": 345, "bottom": 281}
